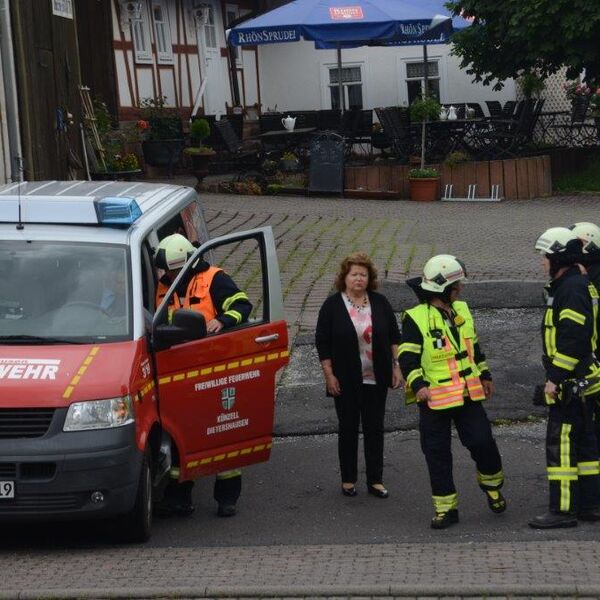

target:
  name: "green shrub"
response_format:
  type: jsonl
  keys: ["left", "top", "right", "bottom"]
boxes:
{"left": 443, "top": 151, "right": 470, "bottom": 168}
{"left": 409, "top": 167, "right": 439, "bottom": 178}
{"left": 190, "top": 118, "right": 211, "bottom": 145}
{"left": 409, "top": 96, "right": 441, "bottom": 122}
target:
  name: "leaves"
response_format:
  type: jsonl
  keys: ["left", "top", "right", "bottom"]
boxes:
{"left": 447, "top": 0, "right": 600, "bottom": 87}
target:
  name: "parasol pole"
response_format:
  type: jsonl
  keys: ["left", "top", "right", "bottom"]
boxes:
{"left": 421, "top": 43, "right": 429, "bottom": 169}
{"left": 337, "top": 42, "right": 345, "bottom": 113}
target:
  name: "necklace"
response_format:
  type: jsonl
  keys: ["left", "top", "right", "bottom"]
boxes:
{"left": 344, "top": 293, "right": 369, "bottom": 311}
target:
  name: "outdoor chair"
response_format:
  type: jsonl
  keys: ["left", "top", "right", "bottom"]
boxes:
{"left": 375, "top": 106, "right": 413, "bottom": 160}
{"left": 467, "top": 103, "right": 485, "bottom": 119}
{"left": 501, "top": 101, "right": 517, "bottom": 119}
{"left": 294, "top": 111, "right": 318, "bottom": 129}
{"left": 341, "top": 109, "right": 373, "bottom": 158}
{"left": 546, "top": 95, "right": 596, "bottom": 147}
{"left": 214, "top": 118, "right": 263, "bottom": 176}
{"left": 317, "top": 109, "right": 342, "bottom": 132}
{"left": 259, "top": 113, "right": 283, "bottom": 134}
{"left": 485, "top": 101, "right": 503, "bottom": 120}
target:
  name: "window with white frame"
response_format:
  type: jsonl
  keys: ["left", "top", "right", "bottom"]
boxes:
{"left": 131, "top": 4, "right": 153, "bottom": 64}
{"left": 328, "top": 65, "right": 363, "bottom": 110}
{"left": 405, "top": 60, "right": 440, "bottom": 104}
{"left": 203, "top": 4, "right": 217, "bottom": 50}
{"left": 153, "top": 1, "right": 174, "bottom": 64}
{"left": 226, "top": 5, "right": 242, "bottom": 66}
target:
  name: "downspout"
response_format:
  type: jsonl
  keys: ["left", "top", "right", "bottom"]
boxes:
{"left": 0, "top": 0, "right": 23, "bottom": 181}
{"left": 227, "top": 42, "right": 241, "bottom": 107}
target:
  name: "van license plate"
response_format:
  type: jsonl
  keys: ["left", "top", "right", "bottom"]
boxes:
{"left": 0, "top": 482, "right": 14, "bottom": 499}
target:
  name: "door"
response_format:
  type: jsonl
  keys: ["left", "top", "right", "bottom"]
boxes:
{"left": 153, "top": 227, "right": 289, "bottom": 481}
{"left": 197, "top": 0, "right": 226, "bottom": 115}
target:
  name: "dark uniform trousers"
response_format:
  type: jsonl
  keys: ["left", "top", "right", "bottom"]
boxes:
{"left": 547, "top": 397, "right": 600, "bottom": 514}
{"left": 166, "top": 474, "right": 241, "bottom": 507}
{"left": 418, "top": 398, "right": 503, "bottom": 497}
{"left": 334, "top": 383, "right": 387, "bottom": 485}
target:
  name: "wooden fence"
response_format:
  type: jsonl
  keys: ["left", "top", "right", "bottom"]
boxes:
{"left": 344, "top": 155, "right": 552, "bottom": 200}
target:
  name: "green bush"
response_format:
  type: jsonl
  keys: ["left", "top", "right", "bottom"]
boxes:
{"left": 409, "top": 96, "right": 441, "bottom": 122}
{"left": 443, "top": 151, "right": 470, "bottom": 168}
{"left": 409, "top": 167, "right": 439, "bottom": 178}
{"left": 266, "top": 183, "right": 284, "bottom": 195}
{"left": 190, "top": 118, "right": 211, "bottom": 145}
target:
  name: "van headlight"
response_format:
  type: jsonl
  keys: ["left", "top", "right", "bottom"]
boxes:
{"left": 63, "top": 396, "right": 134, "bottom": 431}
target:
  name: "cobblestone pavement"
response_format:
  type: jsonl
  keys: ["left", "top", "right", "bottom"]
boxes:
{"left": 197, "top": 187, "right": 600, "bottom": 341}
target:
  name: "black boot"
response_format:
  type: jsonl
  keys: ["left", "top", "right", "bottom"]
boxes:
{"left": 217, "top": 503, "right": 237, "bottom": 517}
{"left": 578, "top": 507, "right": 600, "bottom": 521}
{"left": 485, "top": 489, "right": 507, "bottom": 514}
{"left": 528, "top": 511, "right": 577, "bottom": 529}
{"left": 431, "top": 509, "right": 459, "bottom": 529}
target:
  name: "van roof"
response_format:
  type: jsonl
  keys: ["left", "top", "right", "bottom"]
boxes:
{"left": 0, "top": 180, "right": 193, "bottom": 228}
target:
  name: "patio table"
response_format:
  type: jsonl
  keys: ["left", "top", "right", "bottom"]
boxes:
{"left": 411, "top": 118, "right": 487, "bottom": 158}
{"left": 258, "top": 127, "right": 318, "bottom": 155}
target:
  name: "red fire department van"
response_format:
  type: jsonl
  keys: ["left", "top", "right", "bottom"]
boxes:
{"left": 0, "top": 181, "right": 288, "bottom": 541}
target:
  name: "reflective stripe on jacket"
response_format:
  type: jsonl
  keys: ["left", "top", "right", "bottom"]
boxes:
{"left": 404, "top": 301, "right": 485, "bottom": 410}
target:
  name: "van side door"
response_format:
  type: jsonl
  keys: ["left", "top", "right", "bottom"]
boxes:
{"left": 153, "top": 227, "right": 288, "bottom": 481}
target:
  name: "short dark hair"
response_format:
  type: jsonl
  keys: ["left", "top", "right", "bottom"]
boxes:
{"left": 334, "top": 252, "right": 379, "bottom": 292}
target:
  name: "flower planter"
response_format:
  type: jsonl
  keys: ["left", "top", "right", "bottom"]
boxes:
{"left": 185, "top": 150, "right": 216, "bottom": 191}
{"left": 142, "top": 139, "right": 185, "bottom": 176}
{"left": 408, "top": 177, "right": 440, "bottom": 201}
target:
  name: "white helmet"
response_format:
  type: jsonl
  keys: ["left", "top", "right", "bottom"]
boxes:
{"left": 420, "top": 254, "right": 467, "bottom": 293}
{"left": 534, "top": 227, "right": 579, "bottom": 255}
{"left": 569, "top": 222, "right": 600, "bottom": 253}
{"left": 155, "top": 233, "right": 195, "bottom": 270}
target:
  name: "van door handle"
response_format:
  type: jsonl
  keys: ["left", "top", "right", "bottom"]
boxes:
{"left": 255, "top": 334, "right": 279, "bottom": 343}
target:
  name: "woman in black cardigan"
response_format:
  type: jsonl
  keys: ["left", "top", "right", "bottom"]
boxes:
{"left": 315, "top": 252, "right": 402, "bottom": 498}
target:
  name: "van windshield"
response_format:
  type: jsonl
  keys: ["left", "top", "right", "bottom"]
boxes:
{"left": 0, "top": 241, "right": 132, "bottom": 344}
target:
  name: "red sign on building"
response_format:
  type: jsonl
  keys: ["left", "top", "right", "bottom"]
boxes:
{"left": 329, "top": 6, "right": 364, "bottom": 20}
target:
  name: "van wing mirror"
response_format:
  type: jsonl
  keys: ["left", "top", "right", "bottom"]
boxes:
{"left": 153, "top": 309, "right": 207, "bottom": 351}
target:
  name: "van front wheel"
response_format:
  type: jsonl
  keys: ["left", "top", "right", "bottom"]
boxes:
{"left": 118, "top": 448, "right": 153, "bottom": 543}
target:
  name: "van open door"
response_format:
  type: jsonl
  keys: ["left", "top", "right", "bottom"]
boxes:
{"left": 153, "top": 227, "right": 288, "bottom": 481}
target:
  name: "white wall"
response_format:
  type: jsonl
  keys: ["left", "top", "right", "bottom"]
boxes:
{"left": 258, "top": 40, "right": 516, "bottom": 114}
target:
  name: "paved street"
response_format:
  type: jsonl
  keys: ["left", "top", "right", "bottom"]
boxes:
{"left": 5, "top": 187, "right": 600, "bottom": 598}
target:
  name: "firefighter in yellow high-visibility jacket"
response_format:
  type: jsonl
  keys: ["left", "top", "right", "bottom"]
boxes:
{"left": 399, "top": 255, "right": 505, "bottom": 530}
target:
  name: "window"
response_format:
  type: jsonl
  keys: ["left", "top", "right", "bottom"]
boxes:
{"left": 226, "top": 5, "right": 242, "bottom": 66}
{"left": 328, "top": 66, "right": 363, "bottom": 110}
{"left": 405, "top": 60, "right": 440, "bottom": 104}
{"left": 204, "top": 5, "right": 217, "bottom": 50}
{"left": 132, "top": 4, "right": 153, "bottom": 64}
{"left": 153, "top": 2, "right": 174, "bottom": 64}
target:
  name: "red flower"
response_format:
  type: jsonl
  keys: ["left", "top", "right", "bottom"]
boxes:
{"left": 136, "top": 119, "right": 149, "bottom": 130}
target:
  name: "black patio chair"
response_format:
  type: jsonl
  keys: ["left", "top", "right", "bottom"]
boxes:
{"left": 375, "top": 106, "right": 413, "bottom": 160}
{"left": 259, "top": 113, "right": 283, "bottom": 134}
{"left": 214, "top": 118, "right": 263, "bottom": 176}
{"left": 467, "top": 103, "right": 485, "bottom": 119}
{"left": 485, "top": 101, "right": 503, "bottom": 120}
{"left": 317, "top": 109, "right": 342, "bottom": 132}
{"left": 501, "top": 100, "right": 517, "bottom": 119}
{"left": 294, "top": 111, "right": 318, "bottom": 129}
{"left": 546, "top": 95, "right": 596, "bottom": 146}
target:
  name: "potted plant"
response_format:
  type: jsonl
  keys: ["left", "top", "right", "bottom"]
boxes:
{"left": 408, "top": 167, "right": 440, "bottom": 202}
{"left": 280, "top": 151, "right": 300, "bottom": 172}
{"left": 409, "top": 95, "right": 441, "bottom": 171}
{"left": 138, "top": 96, "right": 184, "bottom": 176}
{"left": 87, "top": 99, "right": 142, "bottom": 180}
{"left": 183, "top": 118, "right": 216, "bottom": 190}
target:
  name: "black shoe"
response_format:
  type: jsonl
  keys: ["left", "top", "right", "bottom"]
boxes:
{"left": 529, "top": 511, "right": 577, "bottom": 529}
{"left": 217, "top": 503, "right": 237, "bottom": 517}
{"left": 367, "top": 485, "right": 389, "bottom": 499}
{"left": 431, "top": 509, "right": 459, "bottom": 530}
{"left": 341, "top": 485, "right": 357, "bottom": 497}
{"left": 485, "top": 489, "right": 507, "bottom": 514}
{"left": 578, "top": 507, "right": 600, "bottom": 521}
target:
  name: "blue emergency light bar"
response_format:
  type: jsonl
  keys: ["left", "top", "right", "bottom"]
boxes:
{"left": 95, "top": 197, "right": 142, "bottom": 226}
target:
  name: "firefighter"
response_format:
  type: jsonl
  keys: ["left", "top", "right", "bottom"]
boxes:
{"left": 570, "top": 222, "right": 600, "bottom": 456}
{"left": 529, "top": 227, "right": 600, "bottom": 528}
{"left": 399, "top": 255, "right": 505, "bottom": 530}
{"left": 154, "top": 233, "right": 252, "bottom": 518}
